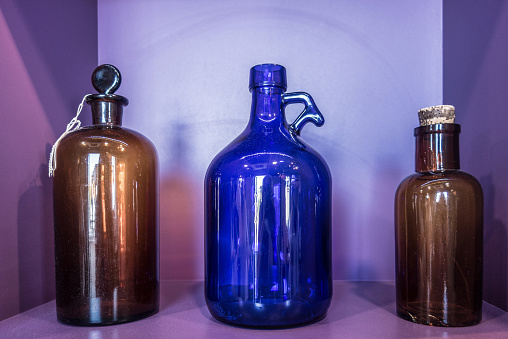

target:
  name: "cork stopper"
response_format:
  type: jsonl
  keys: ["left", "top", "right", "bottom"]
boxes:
{"left": 418, "top": 105, "right": 455, "bottom": 126}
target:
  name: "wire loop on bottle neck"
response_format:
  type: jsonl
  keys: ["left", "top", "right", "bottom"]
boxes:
{"left": 48, "top": 95, "right": 91, "bottom": 177}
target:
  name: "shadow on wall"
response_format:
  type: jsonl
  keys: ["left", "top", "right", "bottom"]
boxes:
{"left": 0, "top": 0, "right": 97, "bottom": 133}
{"left": 160, "top": 173, "right": 202, "bottom": 280}
{"left": 443, "top": 0, "right": 506, "bottom": 116}
{"left": 330, "top": 148, "right": 404, "bottom": 281}
{"left": 160, "top": 123, "right": 203, "bottom": 280}
{"left": 482, "top": 176, "right": 508, "bottom": 311}
{"left": 17, "top": 157, "right": 55, "bottom": 312}
{"left": 444, "top": 0, "right": 508, "bottom": 311}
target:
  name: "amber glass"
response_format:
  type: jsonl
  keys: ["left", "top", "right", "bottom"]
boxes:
{"left": 395, "top": 124, "right": 483, "bottom": 326}
{"left": 53, "top": 98, "right": 159, "bottom": 325}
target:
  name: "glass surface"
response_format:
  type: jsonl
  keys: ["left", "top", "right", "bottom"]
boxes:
{"left": 205, "top": 64, "right": 332, "bottom": 328}
{"left": 52, "top": 75, "right": 159, "bottom": 325}
{"left": 395, "top": 124, "right": 483, "bottom": 327}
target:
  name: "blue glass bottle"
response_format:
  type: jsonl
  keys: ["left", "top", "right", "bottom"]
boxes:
{"left": 205, "top": 64, "right": 332, "bottom": 328}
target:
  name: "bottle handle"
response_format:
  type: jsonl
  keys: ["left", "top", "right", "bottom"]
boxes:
{"left": 282, "top": 92, "right": 324, "bottom": 136}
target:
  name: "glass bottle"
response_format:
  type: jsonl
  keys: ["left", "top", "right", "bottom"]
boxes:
{"left": 395, "top": 105, "right": 483, "bottom": 326}
{"left": 52, "top": 64, "right": 159, "bottom": 325}
{"left": 205, "top": 64, "right": 332, "bottom": 328}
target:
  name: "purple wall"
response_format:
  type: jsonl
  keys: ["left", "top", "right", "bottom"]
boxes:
{"left": 98, "top": 0, "right": 443, "bottom": 282}
{"left": 0, "top": 0, "right": 97, "bottom": 321}
{"left": 1, "top": 0, "right": 506, "bottom": 321}
{"left": 444, "top": 0, "right": 508, "bottom": 311}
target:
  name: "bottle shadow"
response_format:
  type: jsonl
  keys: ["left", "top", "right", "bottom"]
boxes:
{"left": 159, "top": 171, "right": 202, "bottom": 281}
{"left": 481, "top": 174, "right": 507, "bottom": 311}
{"left": 158, "top": 122, "right": 203, "bottom": 314}
{"left": 157, "top": 170, "right": 203, "bottom": 316}
{"left": 17, "top": 155, "right": 55, "bottom": 312}
{"left": 352, "top": 281, "right": 396, "bottom": 314}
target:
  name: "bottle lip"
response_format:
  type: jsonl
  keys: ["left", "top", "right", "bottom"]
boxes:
{"left": 249, "top": 63, "right": 287, "bottom": 92}
{"left": 414, "top": 123, "right": 460, "bottom": 136}
{"left": 86, "top": 93, "right": 129, "bottom": 106}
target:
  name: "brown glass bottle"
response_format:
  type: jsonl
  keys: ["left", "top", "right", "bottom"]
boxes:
{"left": 395, "top": 106, "right": 483, "bottom": 327}
{"left": 52, "top": 65, "right": 159, "bottom": 325}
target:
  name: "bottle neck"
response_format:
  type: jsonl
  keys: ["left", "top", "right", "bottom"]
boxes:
{"left": 415, "top": 124, "right": 460, "bottom": 172}
{"left": 249, "top": 86, "right": 285, "bottom": 130}
{"left": 91, "top": 101, "right": 123, "bottom": 126}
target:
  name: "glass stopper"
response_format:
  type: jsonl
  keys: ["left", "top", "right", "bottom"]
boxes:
{"left": 92, "top": 64, "right": 121, "bottom": 94}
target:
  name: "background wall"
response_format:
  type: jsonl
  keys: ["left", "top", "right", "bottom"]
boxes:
{"left": 444, "top": 0, "right": 508, "bottom": 311}
{"left": 1, "top": 0, "right": 507, "bottom": 322}
{"left": 97, "top": 0, "right": 442, "bottom": 282}
{"left": 0, "top": 0, "right": 97, "bottom": 321}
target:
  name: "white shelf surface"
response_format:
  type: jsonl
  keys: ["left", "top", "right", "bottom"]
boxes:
{"left": 0, "top": 281, "right": 507, "bottom": 338}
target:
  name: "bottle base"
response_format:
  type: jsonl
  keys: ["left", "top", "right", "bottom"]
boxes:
{"left": 57, "top": 304, "right": 159, "bottom": 326}
{"left": 396, "top": 305, "right": 481, "bottom": 327}
{"left": 207, "top": 298, "right": 329, "bottom": 328}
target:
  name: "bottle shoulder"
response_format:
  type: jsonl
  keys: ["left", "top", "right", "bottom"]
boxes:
{"left": 396, "top": 170, "right": 482, "bottom": 195}
{"left": 206, "top": 128, "right": 329, "bottom": 180}
{"left": 61, "top": 126, "right": 155, "bottom": 148}
{"left": 57, "top": 125, "right": 158, "bottom": 159}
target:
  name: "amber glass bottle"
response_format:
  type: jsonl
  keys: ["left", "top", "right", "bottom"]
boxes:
{"left": 395, "top": 105, "right": 483, "bottom": 327}
{"left": 52, "top": 65, "right": 159, "bottom": 325}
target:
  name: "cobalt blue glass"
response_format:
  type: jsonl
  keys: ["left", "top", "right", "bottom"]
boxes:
{"left": 205, "top": 64, "right": 332, "bottom": 328}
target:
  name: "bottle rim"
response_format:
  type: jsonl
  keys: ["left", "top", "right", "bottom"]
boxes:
{"left": 414, "top": 123, "right": 460, "bottom": 136}
{"left": 249, "top": 63, "right": 287, "bottom": 92}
